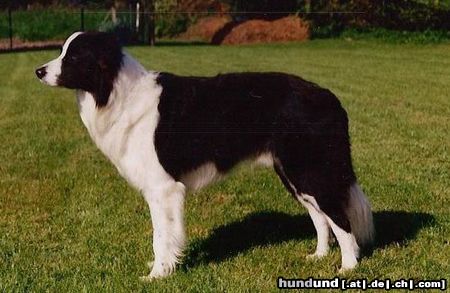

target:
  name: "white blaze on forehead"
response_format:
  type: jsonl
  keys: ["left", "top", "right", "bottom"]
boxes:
{"left": 60, "top": 31, "right": 84, "bottom": 59}
{"left": 40, "top": 32, "right": 84, "bottom": 86}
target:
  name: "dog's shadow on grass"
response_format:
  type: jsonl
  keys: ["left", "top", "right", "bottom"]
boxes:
{"left": 182, "top": 210, "right": 436, "bottom": 268}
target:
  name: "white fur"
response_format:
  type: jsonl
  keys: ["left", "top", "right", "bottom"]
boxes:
{"left": 298, "top": 192, "right": 360, "bottom": 271}
{"left": 254, "top": 152, "right": 273, "bottom": 167}
{"left": 143, "top": 181, "right": 186, "bottom": 279}
{"left": 272, "top": 161, "right": 331, "bottom": 258}
{"left": 39, "top": 33, "right": 370, "bottom": 279}
{"left": 345, "top": 183, "right": 375, "bottom": 247}
{"left": 179, "top": 153, "right": 272, "bottom": 191}
{"left": 276, "top": 162, "right": 334, "bottom": 260}
{"left": 44, "top": 42, "right": 276, "bottom": 279}
{"left": 295, "top": 194, "right": 331, "bottom": 259}
{"left": 325, "top": 215, "right": 359, "bottom": 272}
{"left": 300, "top": 197, "right": 331, "bottom": 259}
{"left": 180, "top": 162, "right": 220, "bottom": 191}
{"left": 40, "top": 32, "right": 83, "bottom": 86}
{"left": 45, "top": 46, "right": 184, "bottom": 279}
{"left": 273, "top": 160, "right": 360, "bottom": 271}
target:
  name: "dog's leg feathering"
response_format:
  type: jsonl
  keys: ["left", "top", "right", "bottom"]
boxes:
{"left": 141, "top": 181, "right": 186, "bottom": 281}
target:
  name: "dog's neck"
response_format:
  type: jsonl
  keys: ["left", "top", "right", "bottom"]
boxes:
{"left": 77, "top": 52, "right": 150, "bottom": 126}
{"left": 110, "top": 53, "right": 149, "bottom": 103}
{"left": 76, "top": 52, "right": 161, "bottom": 161}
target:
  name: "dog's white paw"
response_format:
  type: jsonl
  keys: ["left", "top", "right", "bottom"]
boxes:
{"left": 306, "top": 251, "right": 328, "bottom": 260}
{"left": 338, "top": 267, "right": 351, "bottom": 274}
{"left": 140, "top": 260, "right": 176, "bottom": 281}
{"left": 140, "top": 275, "right": 154, "bottom": 282}
{"left": 338, "top": 262, "right": 357, "bottom": 274}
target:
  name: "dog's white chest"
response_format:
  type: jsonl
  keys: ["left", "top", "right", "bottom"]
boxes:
{"left": 76, "top": 91, "right": 99, "bottom": 140}
{"left": 75, "top": 76, "right": 168, "bottom": 191}
{"left": 76, "top": 91, "right": 120, "bottom": 160}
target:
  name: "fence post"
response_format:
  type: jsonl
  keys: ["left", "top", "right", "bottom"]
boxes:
{"left": 143, "top": 0, "right": 155, "bottom": 46}
{"left": 305, "top": 0, "right": 311, "bottom": 14}
{"left": 8, "top": 7, "right": 13, "bottom": 49}
{"left": 148, "top": 0, "right": 155, "bottom": 46}
{"left": 81, "top": 6, "right": 85, "bottom": 31}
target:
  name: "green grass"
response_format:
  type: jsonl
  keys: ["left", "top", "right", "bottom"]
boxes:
{"left": 339, "top": 28, "right": 450, "bottom": 44}
{"left": 0, "top": 39, "right": 449, "bottom": 291}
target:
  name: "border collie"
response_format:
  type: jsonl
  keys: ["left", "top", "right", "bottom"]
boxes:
{"left": 36, "top": 32, "right": 374, "bottom": 280}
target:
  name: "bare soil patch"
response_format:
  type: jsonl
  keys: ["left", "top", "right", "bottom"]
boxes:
{"left": 180, "top": 15, "right": 310, "bottom": 45}
{"left": 180, "top": 15, "right": 232, "bottom": 42}
{"left": 0, "top": 38, "right": 63, "bottom": 52}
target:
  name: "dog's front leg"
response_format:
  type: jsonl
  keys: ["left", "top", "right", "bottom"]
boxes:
{"left": 141, "top": 181, "right": 186, "bottom": 280}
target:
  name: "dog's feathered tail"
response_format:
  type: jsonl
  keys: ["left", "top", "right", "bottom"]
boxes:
{"left": 345, "top": 183, "right": 375, "bottom": 247}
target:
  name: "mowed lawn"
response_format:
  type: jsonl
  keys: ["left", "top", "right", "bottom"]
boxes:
{"left": 0, "top": 40, "right": 449, "bottom": 292}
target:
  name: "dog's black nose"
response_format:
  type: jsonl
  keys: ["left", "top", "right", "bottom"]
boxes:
{"left": 35, "top": 67, "right": 46, "bottom": 79}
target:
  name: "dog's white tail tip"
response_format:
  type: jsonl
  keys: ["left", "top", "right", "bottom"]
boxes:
{"left": 346, "top": 183, "right": 375, "bottom": 247}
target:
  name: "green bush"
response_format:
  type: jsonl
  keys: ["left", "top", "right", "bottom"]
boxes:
{"left": 154, "top": 0, "right": 190, "bottom": 38}
{"left": 1, "top": 0, "right": 449, "bottom": 42}
{"left": 225, "top": 0, "right": 299, "bottom": 20}
{"left": 0, "top": 9, "right": 105, "bottom": 41}
{"left": 155, "top": 15, "right": 189, "bottom": 38}
{"left": 0, "top": 8, "right": 189, "bottom": 42}
{"left": 305, "top": 0, "right": 450, "bottom": 39}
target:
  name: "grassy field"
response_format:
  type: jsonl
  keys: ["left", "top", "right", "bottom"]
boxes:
{"left": 0, "top": 40, "right": 449, "bottom": 291}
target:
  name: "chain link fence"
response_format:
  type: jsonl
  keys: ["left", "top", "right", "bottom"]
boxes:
{"left": 1, "top": 0, "right": 449, "bottom": 51}
{"left": 0, "top": 3, "right": 160, "bottom": 51}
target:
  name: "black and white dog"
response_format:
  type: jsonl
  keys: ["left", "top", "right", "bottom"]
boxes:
{"left": 36, "top": 32, "right": 374, "bottom": 280}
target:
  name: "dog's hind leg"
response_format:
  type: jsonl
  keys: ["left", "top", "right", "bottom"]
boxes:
{"left": 327, "top": 183, "right": 374, "bottom": 272}
{"left": 141, "top": 181, "right": 186, "bottom": 280}
{"left": 324, "top": 212, "right": 359, "bottom": 272}
{"left": 274, "top": 164, "right": 331, "bottom": 259}
{"left": 273, "top": 153, "right": 373, "bottom": 271}
{"left": 300, "top": 198, "right": 331, "bottom": 259}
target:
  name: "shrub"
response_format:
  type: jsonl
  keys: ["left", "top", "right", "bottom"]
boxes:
{"left": 305, "top": 0, "right": 450, "bottom": 38}
{"left": 0, "top": 9, "right": 105, "bottom": 41}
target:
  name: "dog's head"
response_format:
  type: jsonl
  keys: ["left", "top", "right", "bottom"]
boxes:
{"left": 36, "top": 31, "right": 123, "bottom": 107}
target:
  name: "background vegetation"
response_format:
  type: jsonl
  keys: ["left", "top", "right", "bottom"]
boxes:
{"left": 1, "top": 0, "right": 450, "bottom": 43}
{"left": 0, "top": 9, "right": 105, "bottom": 41}
{"left": 0, "top": 40, "right": 449, "bottom": 291}
{"left": 0, "top": 1, "right": 449, "bottom": 291}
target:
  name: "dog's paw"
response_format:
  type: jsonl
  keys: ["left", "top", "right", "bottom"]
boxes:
{"left": 149, "top": 261, "right": 175, "bottom": 279}
{"left": 306, "top": 251, "right": 328, "bottom": 260}
{"left": 338, "top": 262, "right": 357, "bottom": 274}
{"left": 140, "top": 275, "right": 154, "bottom": 282}
{"left": 338, "top": 267, "right": 351, "bottom": 274}
{"left": 140, "top": 260, "right": 175, "bottom": 281}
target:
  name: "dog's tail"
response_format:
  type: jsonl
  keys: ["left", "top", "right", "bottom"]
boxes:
{"left": 345, "top": 183, "right": 375, "bottom": 247}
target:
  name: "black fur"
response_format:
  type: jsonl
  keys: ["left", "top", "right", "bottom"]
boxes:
{"left": 154, "top": 72, "right": 356, "bottom": 231}
{"left": 58, "top": 32, "right": 123, "bottom": 107}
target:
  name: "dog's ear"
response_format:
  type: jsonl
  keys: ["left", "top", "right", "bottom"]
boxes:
{"left": 94, "top": 32, "right": 123, "bottom": 69}
{"left": 98, "top": 32, "right": 122, "bottom": 57}
{"left": 91, "top": 32, "right": 123, "bottom": 107}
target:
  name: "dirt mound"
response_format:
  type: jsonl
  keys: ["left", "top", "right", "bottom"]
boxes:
{"left": 214, "top": 16, "right": 310, "bottom": 45}
{"left": 180, "top": 15, "right": 231, "bottom": 42}
{"left": 180, "top": 15, "right": 309, "bottom": 45}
